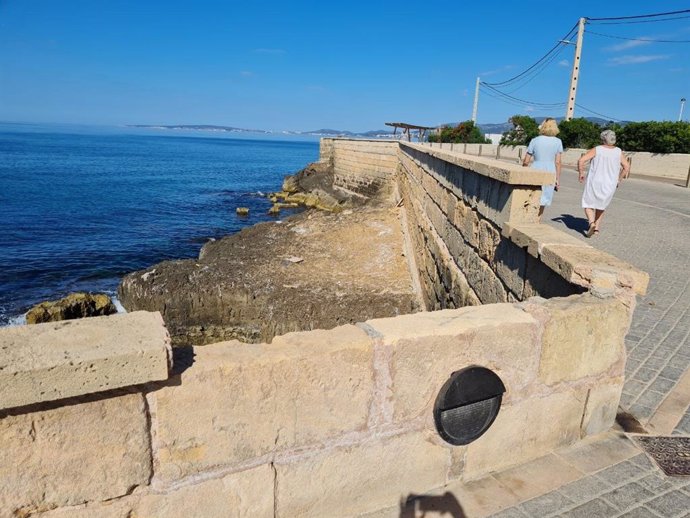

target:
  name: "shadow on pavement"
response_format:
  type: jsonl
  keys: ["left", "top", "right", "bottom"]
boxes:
{"left": 399, "top": 492, "right": 466, "bottom": 517}
{"left": 552, "top": 214, "right": 589, "bottom": 235}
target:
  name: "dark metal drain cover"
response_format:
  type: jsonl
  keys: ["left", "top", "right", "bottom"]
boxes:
{"left": 635, "top": 436, "right": 690, "bottom": 477}
{"left": 433, "top": 366, "right": 505, "bottom": 446}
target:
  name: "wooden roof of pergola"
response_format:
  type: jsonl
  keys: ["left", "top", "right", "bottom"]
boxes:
{"left": 385, "top": 122, "right": 438, "bottom": 141}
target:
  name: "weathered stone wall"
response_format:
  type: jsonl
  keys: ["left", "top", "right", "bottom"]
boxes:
{"left": 320, "top": 138, "right": 399, "bottom": 197}
{"left": 0, "top": 139, "right": 650, "bottom": 517}
{"left": 427, "top": 142, "right": 690, "bottom": 184}
{"left": 0, "top": 297, "right": 630, "bottom": 517}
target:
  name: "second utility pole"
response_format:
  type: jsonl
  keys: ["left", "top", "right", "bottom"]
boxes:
{"left": 472, "top": 77, "right": 480, "bottom": 122}
{"left": 565, "top": 17, "right": 586, "bottom": 120}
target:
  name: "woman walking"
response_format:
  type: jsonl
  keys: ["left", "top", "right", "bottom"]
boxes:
{"left": 522, "top": 118, "right": 563, "bottom": 221}
{"left": 578, "top": 129, "right": 630, "bottom": 237}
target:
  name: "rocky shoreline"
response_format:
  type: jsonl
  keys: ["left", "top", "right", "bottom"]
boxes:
{"left": 117, "top": 161, "right": 421, "bottom": 346}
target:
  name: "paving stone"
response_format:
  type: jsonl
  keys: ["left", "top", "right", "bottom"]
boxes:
{"left": 559, "top": 498, "right": 617, "bottom": 518}
{"left": 558, "top": 474, "right": 611, "bottom": 504}
{"left": 594, "top": 459, "right": 645, "bottom": 486}
{"left": 645, "top": 490, "right": 690, "bottom": 517}
{"left": 487, "top": 506, "right": 530, "bottom": 518}
{"left": 521, "top": 490, "right": 574, "bottom": 516}
{"left": 601, "top": 482, "right": 654, "bottom": 512}
{"left": 618, "top": 506, "right": 666, "bottom": 518}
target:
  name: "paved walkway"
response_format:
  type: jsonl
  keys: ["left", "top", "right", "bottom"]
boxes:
{"left": 489, "top": 170, "right": 690, "bottom": 517}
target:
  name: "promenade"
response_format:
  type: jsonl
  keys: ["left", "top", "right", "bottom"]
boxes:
{"left": 488, "top": 170, "right": 690, "bottom": 517}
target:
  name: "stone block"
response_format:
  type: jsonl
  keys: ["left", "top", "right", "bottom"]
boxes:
{"left": 540, "top": 244, "right": 649, "bottom": 295}
{"left": 464, "top": 389, "right": 586, "bottom": 480}
{"left": 275, "top": 432, "right": 449, "bottom": 518}
{"left": 453, "top": 201, "right": 479, "bottom": 249}
{"left": 150, "top": 325, "right": 374, "bottom": 483}
{"left": 523, "top": 254, "right": 583, "bottom": 299}
{"left": 478, "top": 220, "right": 501, "bottom": 262}
{"left": 531, "top": 295, "right": 629, "bottom": 385}
{"left": 0, "top": 392, "right": 151, "bottom": 515}
{"left": 0, "top": 311, "right": 171, "bottom": 410}
{"left": 502, "top": 188, "right": 541, "bottom": 224}
{"left": 463, "top": 248, "right": 508, "bottom": 304}
{"left": 40, "top": 465, "right": 274, "bottom": 518}
{"left": 581, "top": 377, "right": 624, "bottom": 436}
{"left": 503, "top": 222, "right": 590, "bottom": 258}
{"left": 492, "top": 238, "right": 527, "bottom": 298}
{"left": 366, "top": 304, "right": 539, "bottom": 423}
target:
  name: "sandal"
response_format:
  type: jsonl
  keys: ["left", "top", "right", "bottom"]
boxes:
{"left": 586, "top": 222, "right": 596, "bottom": 237}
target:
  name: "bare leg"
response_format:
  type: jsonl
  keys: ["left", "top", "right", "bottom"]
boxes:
{"left": 538, "top": 205, "right": 545, "bottom": 222}
{"left": 584, "top": 207, "right": 596, "bottom": 225}
{"left": 593, "top": 209, "right": 605, "bottom": 231}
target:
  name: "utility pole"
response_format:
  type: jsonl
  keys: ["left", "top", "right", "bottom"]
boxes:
{"left": 565, "top": 17, "right": 586, "bottom": 120}
{"left": 472, "top": 77, "right": 480, "bottom": 123}
{"left": 679, "top": 98, "right": 686, "bottom": 121}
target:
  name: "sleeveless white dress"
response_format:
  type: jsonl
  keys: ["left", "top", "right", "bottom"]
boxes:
{"left": 582, "top": 146, "right": 621, "bottom": 210}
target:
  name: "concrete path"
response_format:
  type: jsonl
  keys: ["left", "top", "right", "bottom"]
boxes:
{"left": 488, "top": 171, "right": 690, "bottom": 517}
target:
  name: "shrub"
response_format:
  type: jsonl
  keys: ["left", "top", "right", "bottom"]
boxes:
{"left": 428, "top": 120, "right": 489, "bottom": 144}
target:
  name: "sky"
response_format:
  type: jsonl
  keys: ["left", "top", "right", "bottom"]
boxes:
{"left": 1, "top": 0, "right": 689, "bottom": 131}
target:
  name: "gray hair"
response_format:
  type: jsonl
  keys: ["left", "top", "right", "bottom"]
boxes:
{"left": 600, "top": 129, "right": 616, "bottom": 145}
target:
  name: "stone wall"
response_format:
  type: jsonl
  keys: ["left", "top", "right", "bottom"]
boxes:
{"left": 320, "top": 138, "right": 399, "bottom": 197}
{"left": 426, "top": 141, "right": 690, "bottom": 184}
{"left": 1, "top": 297, "right": 631, "bottom": 517}
{"left": 0, "top": 139, "right": 650, "bottom": 517}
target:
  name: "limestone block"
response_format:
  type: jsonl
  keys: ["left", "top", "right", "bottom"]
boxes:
{"left": 0, "top": 311, "right": 171, "bottom": 410}
{"left": 531, "top": 295, "right": 629, "bottom": 385}
{"left": 581, "top": 377, "right": 624, "bottom": 437}
{"left": 463, "top": 248, "right": 508, "bottom": 304}
{"left": 478, "top": 220, "right": 501, "bottom": 262}
{"left": 503, "top": 222, "right": 590, "bottom": 258}
{"left": 275, "top": 432, "right": 449, "bottom": 518}
{"left": 40, "top": 465, "right": 274, "bottom": 518}
{"left": 492, "top": 239, "right": 527, "bottom": 299}
{"left": 464, "top": 389, "right": 586, "bottom": 480}
{"left": 0, "top": 392, "right": 151, "bottom": 515}
{"left": 452, "top": 201, "right": 479, "bottom": 249}
{"left": 540, "top": 244, "right": 649, "bottom": 295}
{"left": 366, "top": 304, "right": 539, "bottom": 423}
{"left": 523, "top": 254, "right": 583, "bottom": 299}
{"left": 151, "top": 325, "right": 374, "bottom": 483}
{"left": 502, "top": 188, "right": 541, "bottom": 224}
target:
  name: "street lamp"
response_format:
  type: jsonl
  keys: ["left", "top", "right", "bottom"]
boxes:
{"left": 680, "top": 98, "right": 686, "bottom": 122}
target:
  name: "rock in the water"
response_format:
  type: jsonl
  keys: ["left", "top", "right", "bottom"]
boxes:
{"left": 26, "top": 293, "right": 118, "bottom": 324}
{"left": 236, "top": 207, "right": 249, "bottom": 215}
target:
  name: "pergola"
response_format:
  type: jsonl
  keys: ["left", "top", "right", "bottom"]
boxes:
{"left": 385, "top": 122, "right": 437, "bottom": 142}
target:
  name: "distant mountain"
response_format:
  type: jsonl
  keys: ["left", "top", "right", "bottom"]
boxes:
{"left": 128, "top": 124, "right": 271, "bottom": 134}
{"left": 476, "top": 117, "right": 630, "bottom": 136}
{"left": 299, "top": 128, "right": 394, "bottom": 138}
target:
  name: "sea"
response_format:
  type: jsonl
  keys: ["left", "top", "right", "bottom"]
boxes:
{"left": 0, "top": 123, "right": 319, "bottom": 326}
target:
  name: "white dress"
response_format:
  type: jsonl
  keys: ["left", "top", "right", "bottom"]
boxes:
{"left": 582, "top": 146, "right": 622, "bottom": 210}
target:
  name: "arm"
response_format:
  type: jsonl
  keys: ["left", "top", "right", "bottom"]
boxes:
{"left": 578, "top": 148, "right": 597, "bottom": 183}
{"left": 555, "top": 153, "right": 562, "bottom": 189}
{"left": 522, "top": 152, "right": 532, "bottom": 167}
{"left": 619, "top": 153, "right": 630, "bottom": 181}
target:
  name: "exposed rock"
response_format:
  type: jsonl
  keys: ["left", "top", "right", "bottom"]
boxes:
{"left": 236, "top": 207, "right": 249, "bottom": 215}
{"left": 26, "top": 293, "right": 117, "bottom": 324}
{"left": 118, "top": 208, "right": 420, "bottom": 346}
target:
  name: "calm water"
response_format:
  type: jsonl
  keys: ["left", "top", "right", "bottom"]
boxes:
{"left": 0, "top": 124, "right": 319, "bottom": 325}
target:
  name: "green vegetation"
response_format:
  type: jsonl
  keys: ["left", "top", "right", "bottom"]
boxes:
{"left": 499, "top": 116, "right": 690, "bottom": 153}
{"left": 428, "top": 121, "right": 489, "bottom": 144}
{"left": 499, "top": 115, "right": 539, "bottom": 146}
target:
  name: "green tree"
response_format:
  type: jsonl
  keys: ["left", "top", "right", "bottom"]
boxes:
{"left": 500, "top": 115, "right": 538, "bottom": 146}
{"left": 428, "top": 120, "right": 489, "bottom": 144}
{"left": 557, "top": 118, "right": 602, "bottom": 149}
{"left": 617, "top": 121, "right": 690, "bottom": 153}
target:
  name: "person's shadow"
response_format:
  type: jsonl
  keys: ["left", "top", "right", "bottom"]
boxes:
{"left": 399, "top": 492, "right": 466, "bottom": 518}
{"left": 551, "top": 214, "right": 590, "bottom": 236}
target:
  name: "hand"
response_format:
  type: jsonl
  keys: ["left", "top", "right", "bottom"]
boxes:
{"left": 554, "top": 180, "right": 560, "bottom": 191}
{"left": 578, "top": 173, "right": 585, "bottom": 184}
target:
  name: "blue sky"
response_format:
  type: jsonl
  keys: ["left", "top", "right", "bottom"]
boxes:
{"left": 1, "top": 1, "right": 689, "bottom": 131}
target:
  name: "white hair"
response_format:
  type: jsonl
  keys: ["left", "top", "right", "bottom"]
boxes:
{"left": 600, "top": 129, "right": 616, "bottom": 145}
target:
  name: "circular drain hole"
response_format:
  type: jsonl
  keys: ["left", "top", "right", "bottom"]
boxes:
{"left": 433, "top": 366, "right": 506, "bottom": 446}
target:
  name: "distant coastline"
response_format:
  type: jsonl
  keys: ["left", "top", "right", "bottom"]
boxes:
{"left": 127, "top": 124, "right": 397, "bottom": 139}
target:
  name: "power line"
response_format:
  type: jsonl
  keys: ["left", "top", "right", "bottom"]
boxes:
{"left": 479, "top": 88, "right": 565, "bottom": 112}
{"left": 482, "top": 22, "right": 578, "bottom": 87}
{"left": 586, "top": 30, "right": 690, "bottom": 43}
{"left": 501, "top": 43, "right": 571, "bottom": 94}
{"left": 480, "top": 83, "right": 566, "bottom": 108}
{"left": 588, "top": 14, "right": 690, "bottom": 25}
{"left": 586, "top": 8, "right": 690, "bottom": 21}
{"left": 574, "top": 103, "right": 622, "bottom": 122}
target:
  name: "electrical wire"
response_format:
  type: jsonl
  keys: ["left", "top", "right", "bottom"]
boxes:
{"left": 586, "top": 9, "right": 690, "bottom": 21}
{"left": 574, "top": 103, "right": 622, "bottom": 122}
{"left": 501, "top": 43, "right": 571, "bottom": 94}
{"left": 479, "top": 87, "right": 565, "bottom": 112}
{"left": 587, "top": 14, "right": 690, "bottom": 26}
{"left": 480, "top": 83, "right": 566, "bottom": 108}
{"left": 482, "top": 22, "right": 578, "bottom": 86}
{"left": 585, "top": 30, "right": 690, "bottom": 43}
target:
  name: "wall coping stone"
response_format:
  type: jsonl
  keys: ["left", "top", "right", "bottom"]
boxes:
{"left": 401, "top": 142, "right": 554, "bottom": 186}
{"left": 0, "top": 311, "right": 171, "bottom": 410}
{"left": 503, "top": 223, "right": 648, "bottom": 295}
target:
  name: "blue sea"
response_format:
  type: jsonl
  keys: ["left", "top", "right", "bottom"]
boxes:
{"left": 0, "top": 123, "right": 319, "bottom": 325}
